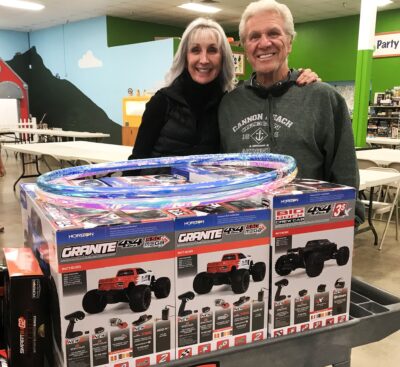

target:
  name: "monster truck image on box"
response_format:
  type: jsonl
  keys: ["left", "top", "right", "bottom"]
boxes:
{"left": 275, "top": 239, "right": 350, "bottom": 278}
{"left": 193, "top": 253, "right": 266, "bottom": 294}
{"left": 82, "top": 268, "right": 171, "bottom": 313}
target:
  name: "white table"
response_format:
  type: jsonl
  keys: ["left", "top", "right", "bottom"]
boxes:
{"left": 3, "top": 141, "right": 132, "bottom": 189}
{"left": 357, "top": 168, "right": 400, "bottom": 245}
{"left": 366, "top": 137, "right": 400, "bottom": 148}
{"left": 12, "top": 127, "right": 109, "bottom": 141}
{"left": 356, "top": 148, "right": 400, "bottom": 166}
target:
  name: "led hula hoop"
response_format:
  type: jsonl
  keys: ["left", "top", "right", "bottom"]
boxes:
{"left": 36, "top": 153, "right": 297, "bottom": 210}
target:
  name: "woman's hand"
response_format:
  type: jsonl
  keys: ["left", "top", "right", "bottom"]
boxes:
{"left": 297, "top": 68, "right": 321, "bottom": 86}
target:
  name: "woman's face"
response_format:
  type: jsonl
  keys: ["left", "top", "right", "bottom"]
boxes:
{"left": 187, "top": 30, "right": 222, "bottom": 85}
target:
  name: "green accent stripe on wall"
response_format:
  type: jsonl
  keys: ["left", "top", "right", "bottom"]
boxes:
{"left": 353, "top": 49, "right": 373, "bottom": 147}
{"left": 106, "top": 16, "right": 184, "bottom": 47}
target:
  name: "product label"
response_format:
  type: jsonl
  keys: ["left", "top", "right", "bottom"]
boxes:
{"left": 66, "top": 335, "right": 90, "bottom": 367}
{"left": 333, "top": 288, "right": 348, "bottom": 316}
{"left": 294, "top": 296, "right": 310, "bottom": 324}
{"left": 199, "top": 312, "right": 213, "bottom": 343}
{"left": 274, "top": 299, "right": 290, "bottom": 328}
{"left": 110, "top": 329, "right": 130, "bottom": 352}
{"left": 92, "top": 332, "right": 109, "bottom": 366}
{"left": 233, "top": 304, "right": 250, "bottom": 335}
{"left": 251, "top": 301, "right": 265, "bottom": 331}
{"left": 62, "top": 271, "right": 87, "bottom": 295}
{"left": 178, "top": 314, "right": 198, "bottom": 347}
{"left": 155, "top": 320, "right": 171, "bottom": 353}
{"left": 177, "top": 255, "right": 198, "bottom": 277}
{"left": 214, "top": 309, "right": 231, "bottom": 334}
{"left": 132, "top": 323, "right": 154, "bottom": 357}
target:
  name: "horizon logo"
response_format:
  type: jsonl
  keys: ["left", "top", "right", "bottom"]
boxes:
{"left": 68, "top": 232, "right": 95, "bottom": 239}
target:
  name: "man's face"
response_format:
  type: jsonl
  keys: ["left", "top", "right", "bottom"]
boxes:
{"left": 186, "top": 31, "right": 222, "bottom": 85}
{"left": 243, "top": 10, "right": 292, "bottom": 84}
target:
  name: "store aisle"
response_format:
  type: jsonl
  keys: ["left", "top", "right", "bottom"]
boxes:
{"left": 0, "top": 151, "right": 399, "bottom": 366}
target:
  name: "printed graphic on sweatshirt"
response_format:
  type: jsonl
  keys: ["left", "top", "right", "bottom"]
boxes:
{"left": 231, "top": 113, "right": 295, "bottom": 152}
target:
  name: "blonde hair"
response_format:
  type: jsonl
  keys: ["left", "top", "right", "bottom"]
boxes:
{"left": 165, "top": 17, "right": 236, "bottom": 92}
{"left": 239, "top": 0, "right": 296, "bottom": 44}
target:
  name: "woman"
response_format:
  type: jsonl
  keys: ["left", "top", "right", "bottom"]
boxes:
{"left": 128, "top": 17, "right": 318, "bottom": 161}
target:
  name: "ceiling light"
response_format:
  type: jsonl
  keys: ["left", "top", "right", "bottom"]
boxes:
{"left": 178, "top": 3, "right": 221, "bottom": 14}
{"left": 0, "top": 0, "right": 44, "bottom": 11}
{"left": 376, "top": 0, "right": 393, "bottom": 7}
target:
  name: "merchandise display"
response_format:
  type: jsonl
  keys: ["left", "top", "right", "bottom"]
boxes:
{"left": 265, "top": 179, "right": 356, "bottom": 337}
{"left": 6, "top": 154, "right": 399, "bottom": 367}
{"left": 35, "top": 153, "right": 297, "bottom": 210}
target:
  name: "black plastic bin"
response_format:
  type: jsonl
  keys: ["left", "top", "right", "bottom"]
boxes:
{"left": 165, "top": 277, "right": 400, "bottom": 367}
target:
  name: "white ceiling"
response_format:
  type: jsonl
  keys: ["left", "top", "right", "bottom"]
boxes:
{"left": 1, "top": 0, "right": 400, "bottom": 32}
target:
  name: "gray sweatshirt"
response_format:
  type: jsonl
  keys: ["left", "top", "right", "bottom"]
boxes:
{"left": 218, "top": 71, "right": 359, "bottom": 191}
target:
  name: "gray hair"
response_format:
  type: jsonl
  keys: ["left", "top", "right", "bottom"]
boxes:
{"left": 239, "top": 0, "right": 296, "bottom": 44}
{"left": 165, "top": 17, "right": 236, "bottom": 92}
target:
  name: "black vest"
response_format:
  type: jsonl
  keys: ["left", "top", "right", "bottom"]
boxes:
{"left": 152, "top": 71, "right": 224, "bottom": 157}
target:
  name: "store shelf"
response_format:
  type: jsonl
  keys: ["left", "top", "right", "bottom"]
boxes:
{"left": 165, "top": 277, "right": 400, "bottom": 367}
{"left": 368, "top": 105, "right": 400, "bottom": 138}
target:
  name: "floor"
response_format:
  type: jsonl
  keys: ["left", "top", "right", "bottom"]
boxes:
{"left": 0, "top": 151, "right": 399, "bottom": 366}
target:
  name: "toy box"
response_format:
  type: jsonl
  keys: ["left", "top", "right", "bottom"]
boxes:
{"left": 2, "top": 247, "right": 50, "bottom": 366}
{"left": 265, "top": 179, "right": 356, "bottom": 337}
{"left": 169, "top": 199, "right": 270, "bottom": 360}
{"left": 20, "top": 184, "right": 176, "bottom": 367}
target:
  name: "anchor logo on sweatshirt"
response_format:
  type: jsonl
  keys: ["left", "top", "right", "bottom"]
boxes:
{"left": 251, "top": 128, "right": 267, "bottom": 144}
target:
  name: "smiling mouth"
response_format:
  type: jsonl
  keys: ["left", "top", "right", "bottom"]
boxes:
{"left": 257, "top": 52, "right": 275, "bottom": 60}
{"left": 196, "top": 68, "right": 213, "bottom": 74}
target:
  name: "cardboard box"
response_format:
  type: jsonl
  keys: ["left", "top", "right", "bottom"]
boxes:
{"left": 21, "top": 184, "right": 176, "bottom": 367}
{"left": 266, "top": 179, "right": 355, "bottom": 337}
{"left": 169, "top": 200, "right": 270, "bottom": 360}
{"left": 3, "top": 247, "right": 49, "bottom": 366}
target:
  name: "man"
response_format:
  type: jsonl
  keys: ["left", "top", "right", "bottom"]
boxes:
{"left": 218, "top": 0, "right": 359, "bottom": 194}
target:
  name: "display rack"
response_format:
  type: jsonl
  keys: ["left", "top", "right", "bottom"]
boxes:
{"left": 368, "top": 104, "right": 400, "bottom": 138}
{"left": 163, "top": 277, "right": 400, "bottom": 367}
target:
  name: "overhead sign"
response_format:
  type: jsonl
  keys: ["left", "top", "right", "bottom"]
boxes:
{"left": 373, "top": 31, "right": 400, "bottom": 58}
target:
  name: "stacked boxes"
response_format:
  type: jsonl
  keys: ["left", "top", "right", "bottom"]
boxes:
{"left": 2, "top": 247, "right": 49, "bottom": 366}
{"left": 170, "top": 200, "right": 269, "bottom": 359}
{"left": 21, "top": 183, "right": 176, "bottom": 367}
{"left": 19, "top": 167, "right": 356, "bottom": 365}
{"left": 266, "top": 179, "right": 355, "bottom": 337}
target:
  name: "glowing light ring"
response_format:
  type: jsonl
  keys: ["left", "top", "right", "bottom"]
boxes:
{"left": 35, "top": 169, "right": 297, "bottom": 210}
{"left": 37, "top": 153, "right": 296, "bottom": 200}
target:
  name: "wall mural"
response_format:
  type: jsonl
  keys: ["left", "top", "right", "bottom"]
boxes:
{"left": 8, "top": 47, "right": 121, "bottom": 143}
{"left": 0, "top": 17, "right": 174, "bottom": 145}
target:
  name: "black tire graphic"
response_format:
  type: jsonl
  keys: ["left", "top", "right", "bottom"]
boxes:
{"left": 336, "top": 246, "right": 350, "bottom": 266}
{"left": 231, "top": 269, "right": 250, "bottom": 294}
{"left": 128, "top": 285, "right": 151, "bottom": 312}
{"left": 82, "top": 289, "right": 107, "bottom": 314}
{"left": 193, "top": 272, "right": 213, "bottom": 294}
{"left": 153, "top": 277, "right": 171, "bottom": 299}
{"left": 305, "top": 252, "right": 324, "bottom": 277}
{"left": 251, "top": 262, "right": 266, "bottom": 282}
{"left": 275, "top": 255, "right": 294, "bottom": 276}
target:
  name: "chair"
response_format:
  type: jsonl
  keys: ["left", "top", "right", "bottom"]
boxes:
{"left": 357, "top": 158, "right": 379, "bottom": 169}
{"left": 360, "top": 167, "right": 400, "bottom": 250}
{"left": 358, "top": 159, "right": 380, "bottom": 201}
{"left": 388, "top": 162, "right": 400, "bottom": 224}
{"left": 41, "top": 154, "right": 62, "bottom": 171}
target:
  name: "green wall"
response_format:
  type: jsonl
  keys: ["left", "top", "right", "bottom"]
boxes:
{"left": 289, "top": 15, "right": 359, "bottom": 82}
{"left": 107, "top": 16, "right": 184, "bottom": 46}
{"left": 372, "top": 9, "right": 400, "bottom": 96}
{"left": 107, "top": 9, "right": 400, "bottom": 100}
{"left": 289, "top": 8, "right": 400, "bottom": 99}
